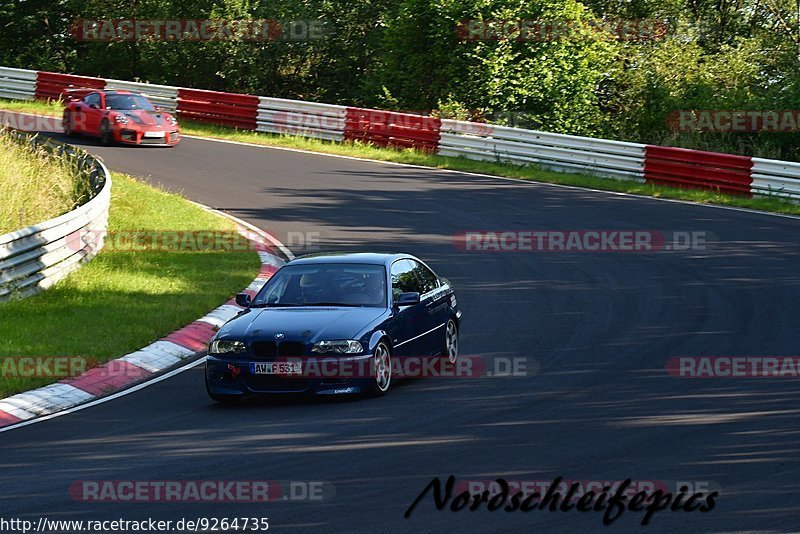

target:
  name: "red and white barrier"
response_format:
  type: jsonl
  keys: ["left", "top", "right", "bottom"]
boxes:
{"left": 35, "top": 71, "right": 105, "bottom": 101}
{"left": 345, "top": 108, "right": 441, "bottom": 151}
{"left": 1, "top": 65, "right": 799, "bottom": 201}
{"left": 644, "top": 146, "right": 753, "bottom": 196}
{"left": 176, "top": 88, "right": 259, "bottom": 129}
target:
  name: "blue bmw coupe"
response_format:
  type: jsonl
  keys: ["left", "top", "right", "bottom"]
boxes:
{"left": 205, "top": 253, "right": 462, "bottom": 401}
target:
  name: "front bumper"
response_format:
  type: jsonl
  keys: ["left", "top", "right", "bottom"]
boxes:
{"left": 205, "top": 354, "right": 376, "bottom": 396}
{"left": 114, "top": 128, "right": 181, "bottom": 146}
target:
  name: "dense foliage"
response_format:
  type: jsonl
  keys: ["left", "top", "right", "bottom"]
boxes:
{"left": 3, "top": 0, "right": 800, "bottom": 159}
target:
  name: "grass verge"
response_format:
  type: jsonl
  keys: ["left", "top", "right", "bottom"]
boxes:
{"left": 2, "top": 97, "right": 799, "bottom": 216}
{"left": 0, "top": 134, "right": 81, "bottom": 234}
{"left": 0, "top": 172, "right": 261, "bottom": 397}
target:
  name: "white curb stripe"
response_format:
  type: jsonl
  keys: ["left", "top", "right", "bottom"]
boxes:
{"left": 259, "top": 251, "right": 286, "bottom": 266}
{"left": 2, "top": 384, "right": 94, "bottom": 416}
{"left": 0, "top": 401, "right": 37, "bottom": 421}
{"left": 120, "top": 350, "right": 182, "bottom": 373}
{"left": 196, "top": 304, "right": 243, "bottom": 328}
{"left": 144, "top": 340, "right": 196, "bottom": 358}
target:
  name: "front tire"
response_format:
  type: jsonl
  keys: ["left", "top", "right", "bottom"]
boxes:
{"left": 368, "top": 342, "right": 392, "bottom": 396}
{"left": 100, "top": 119, "right": 114, "bottom": 146}
{"left": 443, "top": 318, "right": 459, "bottom": 364}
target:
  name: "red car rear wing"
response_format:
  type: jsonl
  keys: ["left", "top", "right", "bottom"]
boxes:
{"left": 64, "top": 87, "right": 97, "bottom": 101}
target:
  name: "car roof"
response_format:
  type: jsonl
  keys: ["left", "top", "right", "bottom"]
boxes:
{"left": 288, "top": 252, "right": 413, "bottom": 266}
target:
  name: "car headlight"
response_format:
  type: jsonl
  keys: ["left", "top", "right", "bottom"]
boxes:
{"left": 114, "top": 115, "right": 128, "bottom": 125}
{"left": 311, "top": 340, "right": 363, "bottom": 354}
{"left": 209, "top": 340, "right": 247, "bottom": 354}
{"left": 166, "top": 115, "right": 177, "bottom": 126}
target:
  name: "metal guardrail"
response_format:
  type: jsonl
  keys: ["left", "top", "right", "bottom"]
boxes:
{"left": 257, "top": 97, "right": 346, "bottom": 141}
{"left": 439, "top": 119, "right": 646, "bottom": 181}
{"left": 0, "top": 130, "right": 112, "bottom": 301}
{"left": 751, "top": 158, "right": 800, "bottom": 200}
{"left": 0, "top": 67, "right": 37, "bottom": 101}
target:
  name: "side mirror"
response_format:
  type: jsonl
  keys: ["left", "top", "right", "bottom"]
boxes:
{"left": 396, "top": 292, "right": 420, "bottom": 306}
{"left": 235, "top": 293, "right": 252, "bottom": 307}
{"left": 154, "top": 105, "right": 161, "bottom": 112}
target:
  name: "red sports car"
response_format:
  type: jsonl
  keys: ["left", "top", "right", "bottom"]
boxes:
{"left": 62, "top": 89, "right": 180, "bottom": 146}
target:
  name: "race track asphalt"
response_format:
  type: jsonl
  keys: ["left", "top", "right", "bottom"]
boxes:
{"left": 1, "top": 134, "right": 799, "bottom": 533}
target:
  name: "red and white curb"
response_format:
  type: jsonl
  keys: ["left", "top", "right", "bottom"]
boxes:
{"left": 0, "top": 213, "right": 289, "bottom": 430}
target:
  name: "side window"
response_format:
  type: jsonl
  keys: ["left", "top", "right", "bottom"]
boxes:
{"left": 391, "top": 260, "right": 422, "bottom": 300}
{"left": 409, "top": 260, "right": 439, "bottom": 294}
{"left": 83, "top": 93, "right": 100, "bottom": 107}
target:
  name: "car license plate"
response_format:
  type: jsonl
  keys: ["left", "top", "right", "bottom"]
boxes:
{"left": 250, "top": 362, "right": 302, "bottom": 375}
{"left": 144, "top": 131, "right": 165, "bottom": 138}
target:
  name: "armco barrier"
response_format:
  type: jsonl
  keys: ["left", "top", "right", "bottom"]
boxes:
{"left": 257, "top": 97, "right": 346, "bottom": 141}
{"left": 644, "top": 146, "right": 753, "bottom": 196}
{"left": 751, "top": 158, "right": 800, "bottom": 199}
{"left": 177, "top": 88, "right": 258, "bottom": 129}
{"left": 345, "top": 108, "right": 441, "bottom": 151}
{"left": 0, "top": 67, "right": 36, "bottom": 101}
{"left": 438, "top": 119, "right": 646, "bottom": 181}
{"left": 35, "top": 71, "right": 105, "bottom": 102}
{"left": 0, "top": 131, "right": 111, "bottom": 301}
{"left": 1, "top": 66, "right": 800, "bottom": 200}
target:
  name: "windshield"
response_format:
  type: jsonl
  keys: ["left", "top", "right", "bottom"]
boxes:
{"left": 105, "top": 94, "right": 156, "bottom": 111}
{"left": 251, "top": 263, "right": 387, "bottom": 307}
{"left": 252, "top": 263, "right": 386, "bottom": 307}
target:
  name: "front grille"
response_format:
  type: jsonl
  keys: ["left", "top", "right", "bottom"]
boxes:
{"left": 245, "top": 375, "right": 311, "bottom": 393}
{"left": 251, "top": 340, "right": 306, "bottom": 359}
{"left": 139, "top": 136, "right": 166, "bottom": 145}
{"left": 251, "top": 341, "right": 277, "bottom": 359}
{"left": 279, "top": 341, "right": 305, "bottom": 357}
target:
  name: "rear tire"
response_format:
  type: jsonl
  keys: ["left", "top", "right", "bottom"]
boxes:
{"left": 62, "top": 111, "right": 76, "bottom": 137}
{"left": 100, "top": 119, "right": 114, "bottom": 146}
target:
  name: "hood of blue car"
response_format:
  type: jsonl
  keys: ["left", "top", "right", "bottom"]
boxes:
{"left": 217, "top": 306, "right": 387, "bottom": 343}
